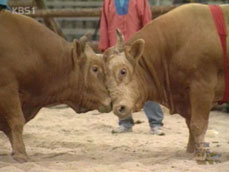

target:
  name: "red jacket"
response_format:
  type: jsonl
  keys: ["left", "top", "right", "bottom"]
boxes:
{"left": 99, "top": 0, "right": 152, "bottom": 51}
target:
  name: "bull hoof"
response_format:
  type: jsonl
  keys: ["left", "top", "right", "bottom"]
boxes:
{"left": 12, "top": 153, "right": 29, "bottom": 163}
{"left": 186, "top": 144, "right": 195, "bottom": 153}
{"left": 195, "top": 151, "right": 222, "bottom": 164}
{"left": 195, "top": 150, "right": 207, "bottom": 161}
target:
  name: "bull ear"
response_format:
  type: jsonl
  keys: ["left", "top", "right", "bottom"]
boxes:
{"left": 72, "top": 39, "right": 81, "bottom": 63}
{"left": 72, "top": 33, "right": 92, "bottom": 63}
{"left": 125, "top": 39, "right": 145, "bottom": 66}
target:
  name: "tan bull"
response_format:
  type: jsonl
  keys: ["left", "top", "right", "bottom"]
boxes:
{"left": 0, "top": 10, "right": 111, "bottom": 162}
{"left": 103, "top": 3, "right": 229, "bottom": 157}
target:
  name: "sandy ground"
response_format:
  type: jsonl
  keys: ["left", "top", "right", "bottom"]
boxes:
{"left": 0, "top": 106, "right": 229, "bottom": 172}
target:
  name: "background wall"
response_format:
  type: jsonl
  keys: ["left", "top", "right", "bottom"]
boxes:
{"left": 8, "top": 0, "right": 229, "bottom": 41}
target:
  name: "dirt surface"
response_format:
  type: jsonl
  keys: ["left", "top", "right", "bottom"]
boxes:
{"left": 0, "top": 106, "right": 229, "bottom": 172}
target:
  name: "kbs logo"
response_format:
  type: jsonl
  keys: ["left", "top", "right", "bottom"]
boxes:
{"left": 12, "top": 7, "right": 36, "bottom": 15}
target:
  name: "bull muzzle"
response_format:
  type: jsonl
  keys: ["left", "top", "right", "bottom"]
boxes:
{"left": 98, "top": 98, "right": 112, "bottom": 113}
{"left": 113, "top": 104, "right": 132, "bottom": 120}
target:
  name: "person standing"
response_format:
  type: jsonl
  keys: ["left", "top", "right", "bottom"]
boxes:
{"left": 99, "top": 0, "right": 164, "bottom": 135}
{"left": 99, "top": 0, "right": 152, "bottom": 51}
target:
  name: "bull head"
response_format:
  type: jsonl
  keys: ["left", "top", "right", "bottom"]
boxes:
{"left": 70, "top": 33, "right": 112, "bottom": 114}
{"left": 115, "top": 29, "right": 145, "bottom": 68}
{"left": 103, "top": 30, "right": 147, "bottom": 119}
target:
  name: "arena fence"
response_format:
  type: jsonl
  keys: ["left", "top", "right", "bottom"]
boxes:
{"left": 9, "top": 0, "right": 177, "bottom": 41}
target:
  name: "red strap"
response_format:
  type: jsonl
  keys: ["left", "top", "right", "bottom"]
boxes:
{"left": 209, "top": 5, "right": 229, "bottom": 103}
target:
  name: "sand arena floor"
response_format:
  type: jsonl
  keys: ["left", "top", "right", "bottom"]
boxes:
{"left": 0, "top": 106, "right": 228, "bottom": 172}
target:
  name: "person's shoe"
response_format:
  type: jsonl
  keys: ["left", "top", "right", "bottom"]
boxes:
{"left": 112, "top": 126, "right": 132, "bottom": 134}
{"left": 150, "top": 126, "right": 165, "bottom": 136}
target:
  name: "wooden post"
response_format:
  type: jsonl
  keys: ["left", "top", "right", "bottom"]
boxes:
{"left": 34, "top": 0, "right": 66, "bottom": 39}
{"left": 27, "top": 8, "right": 102, "bottom": 18}
{"left": 9, "top": 0, "right": 33, "bottom": 7}
{"left": 27, "top": 6, "right": 176, "bottom": 18}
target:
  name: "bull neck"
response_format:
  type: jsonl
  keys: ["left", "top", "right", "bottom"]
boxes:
{"left": 128, "top": 21, "right": 170, "bottom": 108}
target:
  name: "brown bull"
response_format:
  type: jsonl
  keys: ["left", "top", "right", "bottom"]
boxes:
{"left": 0, "top": 10, "right": 111, "bottom": 162}
{"left": 104, "top": 3, "right": 229, "bottom": 157}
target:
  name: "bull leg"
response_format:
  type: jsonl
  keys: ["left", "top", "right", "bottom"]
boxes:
{"left": 0, "top": 89, "right": 28, "bottom": 162}
{"left": 189, "top": 84, "right": 214, "bottom": 160}
{"left": 185, "top": 118, "right": 195, "bottom": 153}
{"left": 4, "top": 113, "right": 27, "bottom": 162}
{"left": 2, "top": 125, "right": 14, "bottom": 151}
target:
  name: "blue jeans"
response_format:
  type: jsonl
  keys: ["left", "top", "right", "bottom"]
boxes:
{"left": 119, "top": 101, "right": 164, "bottom": 129}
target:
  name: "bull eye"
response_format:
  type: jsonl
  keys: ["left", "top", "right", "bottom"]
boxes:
{"left": 92, "top": 66, "right": 98, "bottom": 73}
{"left": 120, "top": 68, "right": 127, "bottom": 76}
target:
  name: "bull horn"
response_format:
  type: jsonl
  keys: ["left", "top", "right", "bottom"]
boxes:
{"left": 79, "top": 32, "right": 92, "bottom": 52}
{"left": 85, "top": 42, "right": 95, "bottom": 53}
{"left": 115, "top": 29, "right": 125, "bottom": 52}
{"left": 84, "top": 42, "right": 96, "bottom": 58}
{"left": 80, "top": 32, "right": 91, "bottom": 43}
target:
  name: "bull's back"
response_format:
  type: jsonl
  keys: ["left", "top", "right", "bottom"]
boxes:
{"left": 146, "top": 4, "right": 229, "bottom": 73}
{"left": 166, "top": 4, "right": 229, "bottom": 101}
{"left": 167, "top": 4, "right": 229, "bottom": 66}
{"left": 0, "top": 11, "right": 47, "bottom": 61}
{"left": 0, "top": 11, "right": 69, "bottom": 88}
{"left": 132, "top": 3, "right": 229, "bottom": 102}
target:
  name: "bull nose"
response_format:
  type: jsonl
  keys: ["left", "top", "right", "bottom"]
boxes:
{"left": 106, "top": 101, "right": 112, "bottom": 112}
{"left": 113, "top": 105, "right": 130, "bottom": 119}
{"left": 98, "top": 98, "right": 112, "bottom": 113}
{"left": 118, "top": 105, "right": 126, "bottom": 114}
